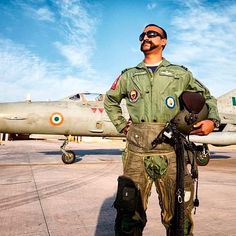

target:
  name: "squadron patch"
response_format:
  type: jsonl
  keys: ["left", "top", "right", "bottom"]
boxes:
{"left": 49, "top": 112, "right": 64, "bottom": 126}
{"left": 128, "top": 89, "right": 139, "bottom": 103}
{"left": 165, "top": 96, "right": 176, "bottom": 109}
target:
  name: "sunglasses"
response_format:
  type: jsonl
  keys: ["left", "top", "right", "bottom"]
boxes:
{"left": 139, "top": 30, "right": 164, "bottom": 41}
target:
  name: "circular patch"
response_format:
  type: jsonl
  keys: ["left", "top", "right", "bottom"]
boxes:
{"left": 128, "top": 89, "right": 139, "bottom": 103}
{"left": 49, "top": 112, "right": 64, "bottom": 126}
{"left": 165, "top": 96, "right": 175, "bottom": 109}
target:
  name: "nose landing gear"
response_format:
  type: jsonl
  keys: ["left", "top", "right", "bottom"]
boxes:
{"left": 60, "top": 139, "right": 76, "bottom": 164}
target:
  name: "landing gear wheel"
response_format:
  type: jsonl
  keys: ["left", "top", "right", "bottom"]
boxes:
{"left": 196, "top": 151, "right": 210, "bottom": 166}
{"left": 62, "top": 150, "right": 76, "bottom": 164}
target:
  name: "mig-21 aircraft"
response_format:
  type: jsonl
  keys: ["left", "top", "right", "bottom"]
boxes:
{"left": 0, "top": 89, "right": 235, "bottom": 164}
{"left": 0, "top": 93, "right": 128, "bottom": 163}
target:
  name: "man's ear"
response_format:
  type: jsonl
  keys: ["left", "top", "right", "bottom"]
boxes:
{"left": 161, "top": 38, "right": 167, "bottom": 48}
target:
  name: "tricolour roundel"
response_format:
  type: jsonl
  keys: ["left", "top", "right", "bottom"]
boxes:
{"left": 49, "top": 112, "right": 64, "bottom": 126}
{"left": 165, "top": 96, "right": 176, "bottom": 109}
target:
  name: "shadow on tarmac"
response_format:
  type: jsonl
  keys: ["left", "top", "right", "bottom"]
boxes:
{"left": 39, "top": 149, "right": 122, "bottom": 157}
{"left": 210, "top": 152, "right": 231, "bottom": 159}
{"left": 95, "top": 195, "right": 116, "bottom": 236}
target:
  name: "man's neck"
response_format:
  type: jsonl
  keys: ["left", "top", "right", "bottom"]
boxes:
{"left": 143, "top": 54, "right": 163, "bottom": 64}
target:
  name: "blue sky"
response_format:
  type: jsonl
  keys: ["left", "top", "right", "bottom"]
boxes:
{"left": 0, "top": 0, "right": 235, "bottom": 102}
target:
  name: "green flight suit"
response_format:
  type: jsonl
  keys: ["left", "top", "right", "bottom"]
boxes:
{"left": 104, "top": 58, "right": 220, "bottom": 235}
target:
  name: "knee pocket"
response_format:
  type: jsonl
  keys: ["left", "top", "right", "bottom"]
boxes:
{"left": 114, "top": 175, "right": 147, "bottom": 231}
{"left": 114, "top": 175, "right": 139, "bottom": 214}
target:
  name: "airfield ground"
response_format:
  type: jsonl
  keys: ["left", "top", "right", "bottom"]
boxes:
{"left": 0, "top": 139, "right": 235, "bottom": 236}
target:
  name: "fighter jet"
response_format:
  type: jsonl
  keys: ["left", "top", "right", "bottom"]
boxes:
{"left": 0, "top": 93, "right": 128, "bottom": 163}
{"left": 0, "top": 90, "right": 235, "bottom": 164}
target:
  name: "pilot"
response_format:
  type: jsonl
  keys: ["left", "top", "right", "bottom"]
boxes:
{"left": 104, "top": 24, "right": 220, "bottom": 236}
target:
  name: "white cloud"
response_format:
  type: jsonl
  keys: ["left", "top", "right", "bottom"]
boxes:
{"left": 54, "top": 42, "right": 89, "bottom": 67}
{"left": 36, "top": 7, "right": 55, "bottom": 22}
{"left": 0, "top": 38, "right": 105, "bottom": 102}
{"left": 59, "top": 0, "right": 97, "bottom": 39}
{"left": 166, "top": 1, "right": 236, "bottom": 96}
{"left": 15, "top": 0, "right": 98, "bottom": 73}
{"left": 0, "top": 0, "right": 103, "bottom": 102}
{"left": 54, "top": 0, "right": 98, "bottom": 71}
{"left": 17, "top": 2, "right": 55, "bottom": 22}
{"left": 147, "top": 3, "right": 157, "bottom": 10}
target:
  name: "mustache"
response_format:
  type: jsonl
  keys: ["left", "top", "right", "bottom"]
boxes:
{"left": 141, "top": 40, "right": 155, "bottom": 48}
{"left": 140, "top": 40, "right": 158, "bottom": 52}
{"left": 141, "top": 40, "right": 151, "bottom": 46}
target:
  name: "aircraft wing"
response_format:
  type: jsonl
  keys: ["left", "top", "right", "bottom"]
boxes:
{"left": 189, "top": 131, "right": 236, "bottom": 146}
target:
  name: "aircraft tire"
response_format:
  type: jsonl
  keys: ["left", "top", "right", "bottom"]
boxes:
{"left": 62, "top": 150, "right": 76, "bottom": 164}
{"left": 196, "top": 151, "right": 210, "bottom": 166}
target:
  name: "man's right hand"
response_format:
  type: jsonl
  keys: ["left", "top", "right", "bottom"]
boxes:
{"left": 190, "top": 120, "right": 215, "bottom": 135}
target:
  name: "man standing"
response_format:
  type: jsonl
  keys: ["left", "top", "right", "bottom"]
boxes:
{"left": 104, "top": 24, "right": 220, "bottom": 236}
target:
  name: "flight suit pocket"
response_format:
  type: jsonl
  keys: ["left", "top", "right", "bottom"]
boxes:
{"left": 144, "top": 155, "right": 168, "bottom": 180}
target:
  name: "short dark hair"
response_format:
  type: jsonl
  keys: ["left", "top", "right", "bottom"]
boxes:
{"left": 144, "top": 24, "right": 167, "bottom": 39}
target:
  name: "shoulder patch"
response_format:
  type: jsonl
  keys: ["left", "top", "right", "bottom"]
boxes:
{"left": 111, "top": 75, "right": 121, "bottom": 90}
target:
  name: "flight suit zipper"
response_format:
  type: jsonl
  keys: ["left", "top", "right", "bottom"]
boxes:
{"left": 147, "top": 69, "right": 154, "bottom": 122}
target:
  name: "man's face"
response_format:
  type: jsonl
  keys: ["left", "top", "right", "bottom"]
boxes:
{"left": 140, "top": 26, "right": 167, "bottom": 53}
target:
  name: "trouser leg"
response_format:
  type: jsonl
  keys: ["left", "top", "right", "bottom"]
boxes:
{"left": 114, "top": 150, "right": 152, "bottom": 235}
{"left": 154, "top": 152, "right": 194, "bottom": 236}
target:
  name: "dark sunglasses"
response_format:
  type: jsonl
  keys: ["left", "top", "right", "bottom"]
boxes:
{"left": 139, "top": 30, "right": 163, "bottom": 41}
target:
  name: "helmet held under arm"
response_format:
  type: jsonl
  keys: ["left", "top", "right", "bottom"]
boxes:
{"left": 171, "top": 91, "right": 209, "bottom": 134}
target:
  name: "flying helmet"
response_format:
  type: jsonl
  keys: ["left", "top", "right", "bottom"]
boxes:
{"left": 171, "top": 91, "right": 208, "bottom": 134}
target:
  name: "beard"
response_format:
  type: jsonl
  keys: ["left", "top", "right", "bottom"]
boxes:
{"left": 140, "top": 40, "right": 158, "bottom": 52}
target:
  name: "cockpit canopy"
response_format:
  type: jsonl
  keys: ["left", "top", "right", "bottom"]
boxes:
{"left": 62, "top": 93, "right": 105, "bottom": 102}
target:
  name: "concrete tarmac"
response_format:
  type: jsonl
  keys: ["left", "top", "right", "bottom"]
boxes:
{"left": 0, "top": 139, "right": 236, "bottom": 236}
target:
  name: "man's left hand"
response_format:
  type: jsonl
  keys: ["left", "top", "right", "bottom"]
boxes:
{"left": 190, "top": 120, "right": 215, "bottom": 135}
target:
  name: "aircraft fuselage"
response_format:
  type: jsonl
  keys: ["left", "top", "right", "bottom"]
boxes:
{"left": 0, "top": 101, "right": 122, "bottom": 137}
